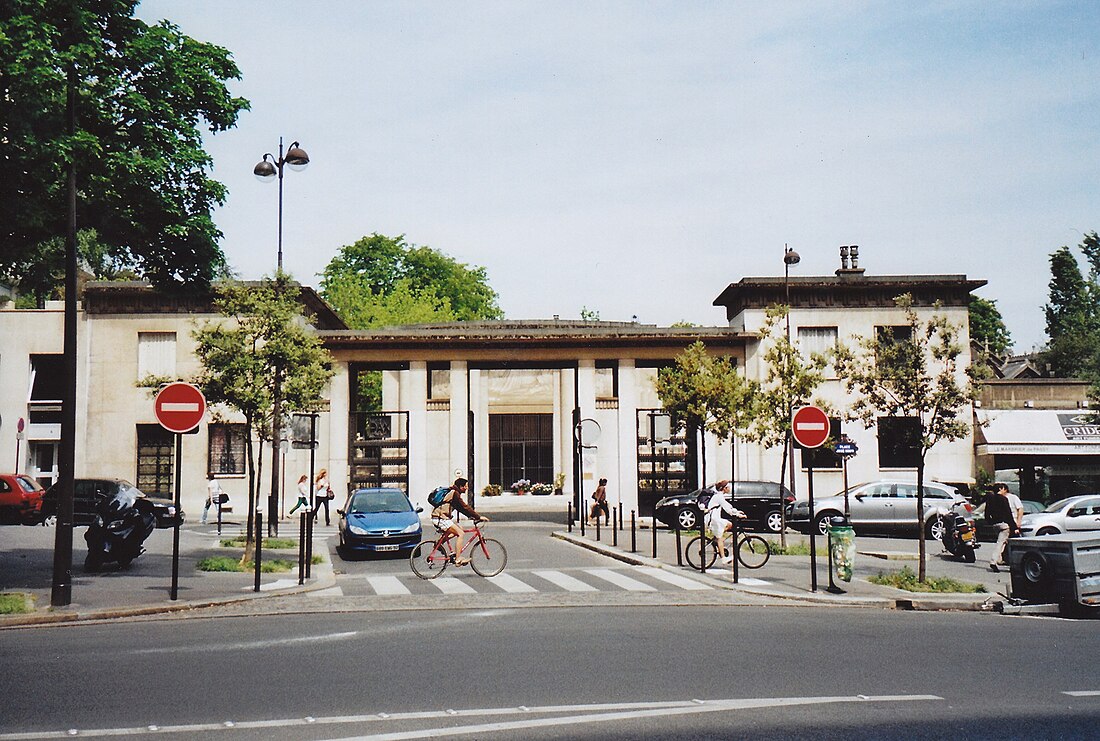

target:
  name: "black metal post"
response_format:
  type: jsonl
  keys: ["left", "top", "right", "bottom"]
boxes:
{"left": 651, "top": 512, "right": 657, "bottom": 558}
{"left": 612, "top": 509, "right": 618, "bottom": 547}
{"left": 808, "top": 460, "right": 818, "bottom": 593}
{"left": 732, "top": 515, "right": 740, "bottom": 584}
{"left": 618, "top": 502, "right": 623, "bottom": 531}
{"left": 254, "top": 511, "right": 263, "bottom": 592}
{"left": 595, "top": 516, "right": 601, "bottom": 542}
{"left": 170, "top": 433, "right": 182, "bottom": 600}
{"left": 567, "top": 502, "right": 573, "bottom": 533}
{"left": 699, "top": 506, "right": 706, "bottom": 573}
{"left": 305, "top": 506, "right": 314, "bottom": 579}
{"left": 298, "top": 512, "right": 306, "bottom": 585}
{"left": 675, "top": 527, "right": 682, "bottom": 566}
{"left": 631, "top": 510, "right": 636, "bottom": 553}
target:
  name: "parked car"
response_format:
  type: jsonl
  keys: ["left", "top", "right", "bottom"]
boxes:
{"left": 0, "top": 473, "right": 46, "bottom": 525}
{"left": 39, "top": 478, "right": 184, "bottom": 528}
{"left": 971, "top": 498, "right": 1044, "bottom": 541}
{"left": 337, "top": 487, "right": 423, "bottom": 557}
{"left": 655, "top": 481, "right": 795, "bottom": 533}
{"left": 1020, "top": 495, "right": 1100, "bottom": 536}
{"left": 786, "top": 480, "right": 971, "bottom": 538}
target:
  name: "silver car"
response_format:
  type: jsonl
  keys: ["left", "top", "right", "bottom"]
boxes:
{"left": 1020, "top": 494, "right": 1100, "bottom": 536}
{"left": 786, "top": 480, "right": 971, "bottom": 538}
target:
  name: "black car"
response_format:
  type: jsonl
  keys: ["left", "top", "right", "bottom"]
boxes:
{"left": 40, "top": 478, "right": 184, "bottom": 528}
{"left": 655, "top": 481, "right": 795, "bottom": 533}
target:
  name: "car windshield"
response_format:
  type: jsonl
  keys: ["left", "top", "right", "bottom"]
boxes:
{"left": 1042, "top": 497, "right": 1079, "bottom": 514}
{"left": 349, "top": 490, "right": 411, "bottom": 514}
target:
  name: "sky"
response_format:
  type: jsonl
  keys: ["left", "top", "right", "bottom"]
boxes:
{"left": 135, "top": 0, "right": 1100, "bottom": 352}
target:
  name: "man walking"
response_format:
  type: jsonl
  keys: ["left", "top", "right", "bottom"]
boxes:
{"left": 987, "top": 482, "right": 1020, "bottom": 572}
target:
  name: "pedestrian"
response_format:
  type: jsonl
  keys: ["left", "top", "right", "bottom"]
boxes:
{"left": 589, "top": 478, "right": 610, "bottom": 525}
{"left": 314, "top": 468, "right": 332, "bottom": 526}
{"left": 202, "top": 474, "right": 222, "bottom": 524}
{"left": 289, "top": 474, "right": 311, "bottom": 515}
{"left": 986, "top": 482, "right": 1020, "bottom": 571}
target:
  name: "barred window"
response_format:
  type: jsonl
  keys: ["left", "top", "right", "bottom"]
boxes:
{"left": 136, "top": 424, "right": 174, "bottom": 496}
{"left": 208, "top": 423, "right": 246, "bottom": 476}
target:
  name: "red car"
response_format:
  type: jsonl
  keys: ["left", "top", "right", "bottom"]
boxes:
{"left": 0, "top": 473, "right": 46, "bottom": 525}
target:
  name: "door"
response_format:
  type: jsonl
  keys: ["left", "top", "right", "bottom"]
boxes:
{"left": 849, "top": 482, "right": 891, "bottom": 526}
{"left": 28, "top": 442, "right": 59, "bottom": 489}
{"left": 489, "top": 414, "right": 554, "bottom": 488}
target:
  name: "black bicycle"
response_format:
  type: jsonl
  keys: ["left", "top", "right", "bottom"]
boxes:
{"left": 684, "top": 528, "right": 770, "bottom": 570}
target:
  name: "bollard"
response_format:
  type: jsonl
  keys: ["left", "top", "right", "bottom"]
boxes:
{"left": 298, "top": 512, "right": 306, "bottom": 585}
{"left": 254, "top": 511, "right": 263, "bottom": 593}
{"left": 618, "top": 502, "right": 623, "bottom": 532}
{"left": 305, "top": 508, "right": 314, "bottom": 579}
{"left": 595, "top": 516, "right": 601, "bottom": 542}
{"left": 651, "top": 513, "right": 657, "bottom": 559}
{"left": 580, "top": 502, "right": 586, "bottom": 537}
{"left": 732, "top": 516, "right": 739, "bottom": 584}
{"left": 612, "top": 512, "right": 618, "bottom": 547}
{"left": 568, "top": 502, "right": 573, "bottom": 533}
{"left": 675, "top": 527, "right": 683, "bottom": 567}
{"left": 699, "top": 508, "right": 706, "bottom": 573}
{"left": 631, "top": 510, "right": 637, "bottom": 553}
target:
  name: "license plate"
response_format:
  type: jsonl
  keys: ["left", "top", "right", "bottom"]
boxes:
{"left": 961, "top": 531, "right": 974, "bottom": 541}
{"left": 375, "top": 544, "right": 399, "bottom": 552}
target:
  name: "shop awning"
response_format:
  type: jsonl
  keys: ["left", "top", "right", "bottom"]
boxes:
{"left": 976, "top": 410, "right": 1100, "bottom": 456}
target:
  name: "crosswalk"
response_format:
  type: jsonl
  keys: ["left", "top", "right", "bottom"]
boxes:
{"left": 337, "top": 566, "right": 771, "bottom": 598}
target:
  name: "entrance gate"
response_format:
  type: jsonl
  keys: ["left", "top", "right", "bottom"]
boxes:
{"left": 349, "top": 411, "right": 410, "bottom": 493}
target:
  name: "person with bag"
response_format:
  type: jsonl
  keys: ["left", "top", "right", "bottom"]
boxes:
{"left": 313, "top": 469, "right": 333, "bottom": 526}
{"left": 430, "top": 477, "right": 487, "bottom": 565}
{"left": 589, "top": 478, "right": 610, "bottom": 525}
{"left": 202, "top": 474, "right": 223, "bottom": 524}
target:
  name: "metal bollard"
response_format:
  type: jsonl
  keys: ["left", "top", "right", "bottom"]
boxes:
{"left": 631, "top": 510, "right": 637, "bottom": 553}
{"left": 699, "top": 509, "right": 706, "bottom": 574}
{"left": 612, "top": 512, "right": 618, "bottom": 547}
{"left": 298, "top": 512, "right": 307, "bottom": 586}
{"left": 567, "top": 502, "right": 573, "bottom": 533}
{"left": 651, "top": 513, "right": 657, "bottom": 559}
{"left": 618, "top": 502, "right": 623, "bottom": 532}
{"left": 595, "top": 516, "right": 601, "bottom": 542}
{"left": 254, "top": 511, "right": 263, "bottom": 593}
{"left": 732, "top": 517, "right": 739, "bottom": 584}
{"left": 305, "top": 509, "right": 313, "bottom": 579}
{"left": 580, "top": 502, "right": 585, "bottom": 537}
{"left": 675, "top": 527, "right": 683, "bottom": 567}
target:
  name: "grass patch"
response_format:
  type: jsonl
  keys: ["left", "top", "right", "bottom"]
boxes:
{"left": 868, "top": 566, "right": 987, "bottom": 593}
{"left": 0, "top": 592, "right": 34, "bottom": 614}
{"left": 197, "top": 555, "right": 323, "bottom": 573}
{"left": 765, "top": 540, "right": 828, "bottom": 556}
{"left": 220, "top": 537, "right": 299, "bottom": 549}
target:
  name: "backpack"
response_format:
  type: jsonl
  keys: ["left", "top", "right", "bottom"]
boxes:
{"left": 697, "top": 490, "right": 714, "bottom": 510}
{"left": 427, "top": 486, "right": 450, "bottom": 508}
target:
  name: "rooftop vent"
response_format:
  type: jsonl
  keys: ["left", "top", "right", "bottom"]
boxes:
{"left": 836, "top": 245, "right": 866, "bottom": 278}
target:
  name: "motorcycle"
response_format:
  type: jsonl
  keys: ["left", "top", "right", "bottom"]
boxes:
{"left": 83, "top": 491, "right": 157, "bottom": 572}
{"left": 938, "top": 500, "right": 979, "bottom": 563}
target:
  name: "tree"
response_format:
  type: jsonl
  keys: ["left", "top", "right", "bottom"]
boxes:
{"left": 742, "top": 306, "right": 830, "bottom": 545}
{"left": 656, "top": 341, "right": 757, "bottom": 487}
{"left": 0, "top": 0, "right": 249, "bottom": 305}
{"left": 192, "top": 275, "right": 333, "bottom": 559}
{"left": 968, "top": 296, "right": 1012, "bottom": 359}
{"left": 1043, "top": 234, "right": 1100, "bottom": 379}
{"left": 833, "top": 295, "right": 979, "bottom": 582}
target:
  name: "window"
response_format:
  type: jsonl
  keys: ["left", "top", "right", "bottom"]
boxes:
{"left": 797, "top": 327, "right": 838, "bottom": 357}
{"left": 137, "top": 332, "right": 177, "bottom": 379}
{"left": 877, "top": 416, "right": 921, "bottom": 468}
{"left": 876, "top": 325, "right": 913, "bottom": 344}
{"left": 28, "top": 354, "right": 64, "bottom": 424}
{"left": 595, "top": 362, "right": 618, "bottom": 399}
{"left": 208, "top": 424, "right": 246, "bottom": 476}
{"left": 136, "top": 424, "right": 174, "bottom": 496}
{"left": 801, "top": 418, "right": 842, "bottom": 469}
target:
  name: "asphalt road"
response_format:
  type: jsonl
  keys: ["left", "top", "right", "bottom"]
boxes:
{"left": 3, "top": 605, "right": 1098, "bottom": 740}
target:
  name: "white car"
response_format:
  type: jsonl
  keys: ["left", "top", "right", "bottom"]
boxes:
{"left": 1020, "top": 495, "right": 1100, "bottom": 536}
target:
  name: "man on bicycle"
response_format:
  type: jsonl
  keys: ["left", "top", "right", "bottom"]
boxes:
{"left": 703, "top": 480, "right": 746, "bottom": 564}
{"left": 431, "top": 477, "right": 488, "bottom": 565}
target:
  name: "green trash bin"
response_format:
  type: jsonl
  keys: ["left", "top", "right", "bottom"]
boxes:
{"left": 828, "top": 517, "right": 855, "bottom": 583}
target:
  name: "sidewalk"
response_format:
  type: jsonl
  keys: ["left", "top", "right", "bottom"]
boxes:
{"left": 0, "top": 518, "right": 338, "bottom": 627}
{"left": 554, "top": 519, "right": 1012, "bottom": 612}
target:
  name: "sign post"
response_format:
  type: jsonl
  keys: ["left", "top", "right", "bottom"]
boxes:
{"left": 792, "top": 405, "right": 829, "bottom": 592}
{"left": 15, "top": 417, "right": 25, "bottom": 474}
{"left": 155, "top": 382, "right": 206, "bottom": 601}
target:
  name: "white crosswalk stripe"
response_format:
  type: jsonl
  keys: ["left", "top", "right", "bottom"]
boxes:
{"left": 366, "top": 575, "right": 412, "bottom": 595}
{"left": 634, "top": 566, "right": 713, "bottom": 590}
{"left": 532, "top": 569, "right": 598, "bottom": 592}
{"left": 485, "top": 573, "right": 539, "bottom": 593}
{"left": 431, "top": 576, "right": 478, "bottom": 594}
{"left": 585, "top": 568, "right": 658, "bottom": 591}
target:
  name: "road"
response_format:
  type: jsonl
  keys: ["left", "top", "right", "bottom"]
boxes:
{"left": 4, "top": 602, "right": 1098, "bottom": 739}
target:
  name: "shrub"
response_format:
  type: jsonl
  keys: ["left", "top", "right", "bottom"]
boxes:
{"left": 869, "top": 566, "right": 986, "bottom": 593}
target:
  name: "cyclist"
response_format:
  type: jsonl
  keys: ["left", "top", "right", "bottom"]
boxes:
{"left": 430, "top": 477, "right": 488, "bottom": 565}
{"left": 703, "top": 480, "right": 746, "bottom": 564}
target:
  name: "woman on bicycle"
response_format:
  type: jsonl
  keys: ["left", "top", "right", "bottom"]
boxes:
{"left": 704, "top": 480, "right": 746, "bottom": 564}
{"left": 431, "top": 478, "right": 488, "bottom": 565}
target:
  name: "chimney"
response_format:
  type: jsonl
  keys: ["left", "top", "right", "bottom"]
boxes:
{"left": 836, "top": 245, "right": 866, "bottom": 278}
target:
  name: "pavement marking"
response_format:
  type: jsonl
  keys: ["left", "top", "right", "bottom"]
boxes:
{"left": 737, "top": 577, "right": 771, "bottom": 586}
{"left": 484, "top": 573, "right": 539, "bottom": 593}
{"left": 634, "top": 566, "right": 713, "bottom": 590}
{"left": 532, "top": 569, "right": 599, "bottom": 592}
{"left": 431, "top": 577, "right": 478, "bottom": 594}
{"left": 1064, "top": 690, "right": 1100, "bottom": 696}
{"left": 129, "top": 632, "right": 359, "bottom": 656}
{"left": 367, "top": 576, "right": 412, "bottom": 596}
{"left": 0, "top": 694, "right": 943, "bottom": 740}
{"left": 585, "top": 568, "right": 658, "bottom": 592}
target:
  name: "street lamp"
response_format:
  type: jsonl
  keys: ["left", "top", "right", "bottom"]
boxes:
{"left": 254, "top": 138, "right": 309, "bottom": 535}
{"left": 781, "top": 244, "right": 801, "bottom": 544}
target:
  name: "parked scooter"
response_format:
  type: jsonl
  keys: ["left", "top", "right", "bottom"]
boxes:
{"left": 938, "top": 500, "right": 979, "bottom": 563}
{"left": 83, "top": 491, "right": 157, "bottom": 572}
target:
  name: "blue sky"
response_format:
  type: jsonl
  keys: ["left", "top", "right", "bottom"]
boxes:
{"left": 136, "top": 1, "right": 1099, "bottom": 351}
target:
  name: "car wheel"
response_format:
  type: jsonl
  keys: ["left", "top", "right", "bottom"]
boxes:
{"left": 40, "top": 514, "right": 57, "bottom": 527}
{"left": 815, "top": 512, "right": 840, "bottom": 537}
{"left": 764, "top": 510, "right": 784, "bottom": 534}
{"left": 676, "top": 507, "right": 698, "bottom": 531}
{"left": 926, "top": 517, "right": 946, "bottom": 542}
{"left": 1021, "top": 551, "right": 1051, "bottom": 586}
{"left": 1036, "top": 527, "right": 1059, "bottom": 536}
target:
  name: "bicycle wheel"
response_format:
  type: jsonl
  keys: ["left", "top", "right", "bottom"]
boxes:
{"left": 470, "top": 537, "right": 508, "bottom": 577}
{"left": 410, "top": 540, "right": 448, "bottom": 579}
{"left": 737, "top": 534, "right": 771, "bottom": 569}
{"left": 684, "top": 536, "right": 719, "bottom": 570}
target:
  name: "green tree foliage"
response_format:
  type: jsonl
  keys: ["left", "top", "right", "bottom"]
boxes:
{"left": 319, "top": 233, "right": 502, "bottom": 325}
{"left": 0, "top": 0, "right": 249, "bottom": 305}
{"left": 655, "top": 341, "right": 757, "bottom": 484}
{"left": 968, "top": 295, "right": 1012, "bottom": 359}
{"left": 833, "top": 295, "right": 979, "bottom": 582}
{"left": 192, "top": 275, "right": 333, "bottom": 554}
{"left": 1043, "top": 234, "right": 1100, "bottom": 380}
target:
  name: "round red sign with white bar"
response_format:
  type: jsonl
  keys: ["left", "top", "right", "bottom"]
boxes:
{"left": 791, "top": 405, "right": 830, "bottom": 449}
{"left": 154, "top": 382, "right": 206, "bottom": 434}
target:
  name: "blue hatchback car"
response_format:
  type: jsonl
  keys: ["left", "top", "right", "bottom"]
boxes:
{"left": 337, "top": 487, "right": 423, "bottom": 557}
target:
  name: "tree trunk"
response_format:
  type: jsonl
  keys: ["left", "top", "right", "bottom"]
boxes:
{"left": 242, "top": 419, "right": 257, "bottom": 565}
{"left": 917, "top": 455, "right": 927, "bottom": 583}
{"left": 777, "top": 435, "right": 789, "bottom": 548}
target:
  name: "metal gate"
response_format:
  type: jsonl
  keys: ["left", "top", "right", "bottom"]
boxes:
{"left": 349, "top": 411, "right": 410, "bottom": 493}
{"left": 636, "top": 409, "right": 693, "bottom": 516}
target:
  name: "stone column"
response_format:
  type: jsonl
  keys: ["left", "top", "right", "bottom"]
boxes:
{"left": 616, "top": 359, "right": 639, "bottom": 514}
{"left": 402, "top": 362, "right": 428, "bottom": 503}
{"left": 327, "top": 362, "right": 350, "bottom": 497}
{"left": 449, "top": 361, "right": 469, "bottom": 483}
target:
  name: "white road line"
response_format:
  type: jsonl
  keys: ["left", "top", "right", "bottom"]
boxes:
{"left": 129, "top": 632, "right": 359, "bottom": 656}
{"left": 1064, "top": 690, "right": 1100, "bottom": 696}
{"left": 431, "top": 577, "right": 478, "bottom": 594}
{"left": 634, "top": 566, "right": 713, "bottom": 590}
{"left": 585, "top": 568, "right": 657, "bottom": 592}
{"left": 738, "top": 577, "right": 771, "bottom": 586}
{"left": 367, "top": 576, "right": 412, "bottom": 596}
{"left": 484, "top": 573, "right": 538, "bottom": 593}
{"left": 532, "top": 569, "right": 598, "bottom": 592}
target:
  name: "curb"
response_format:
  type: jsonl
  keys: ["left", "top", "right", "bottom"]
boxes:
{"left": 0, "top": 535, "right": 337, "bottom": 628}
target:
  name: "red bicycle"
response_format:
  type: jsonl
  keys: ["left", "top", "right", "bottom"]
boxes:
{"left": 409, "top": 520, "right": 507, "bottom": 579}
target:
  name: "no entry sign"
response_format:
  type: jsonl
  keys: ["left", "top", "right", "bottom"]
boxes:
{"left": 155, "top": 382, "right": 206, "bottom": 434}
{"left": 791, "top": 405, "right": 830, "bottom": 449}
